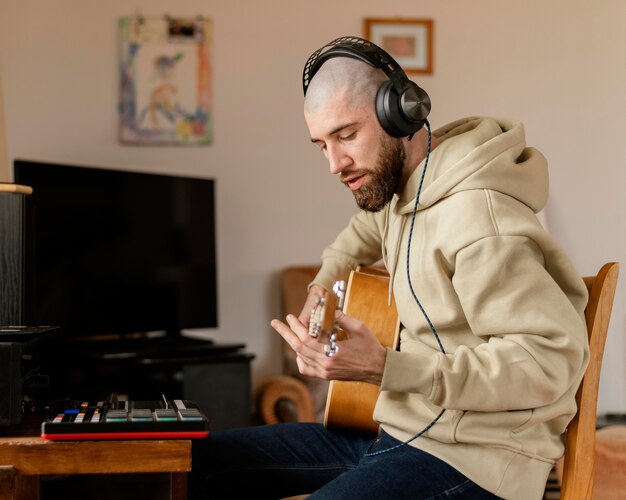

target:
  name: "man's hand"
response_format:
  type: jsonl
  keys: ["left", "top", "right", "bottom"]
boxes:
{"left": 270, "top": 310, "right": 387, "bottom": 386}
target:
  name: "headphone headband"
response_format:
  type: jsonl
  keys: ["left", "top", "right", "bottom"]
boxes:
{"left": 302, "top": 36, "right": 410, "bottom": 96}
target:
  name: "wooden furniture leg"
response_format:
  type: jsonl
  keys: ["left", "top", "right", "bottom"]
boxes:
{"left": 171, "top": 472, "right": 188, "bottom": 500}
{"left": 0, "top": 466, "right": 16, "bottom": 499}
{"left": 14, "top": 474, "right": 40, "bottom": 500}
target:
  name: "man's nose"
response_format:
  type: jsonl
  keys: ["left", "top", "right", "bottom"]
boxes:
{"left": 327, "top": 145, "right": 352, "bottom": 175}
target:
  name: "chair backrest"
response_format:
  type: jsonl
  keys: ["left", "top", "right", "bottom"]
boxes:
{"left": 281, "top": 266, "right": 320, "bottom": 318}
{"left": 560, "top": 262, "right": 620, "bottom": 500}
{"left": 280, "top": 266, "right": 320, "bottom": 373}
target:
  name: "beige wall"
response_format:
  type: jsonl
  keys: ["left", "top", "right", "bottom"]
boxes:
{"left": 1, "top": 0, "right": 625, "bottom": 413}
{"left": 0, "top": 64, "right": 8, "bottom": 181}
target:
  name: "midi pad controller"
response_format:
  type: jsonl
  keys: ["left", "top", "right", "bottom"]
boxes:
{"left": 41, "top": 393, "right": 210, "bottom": 440}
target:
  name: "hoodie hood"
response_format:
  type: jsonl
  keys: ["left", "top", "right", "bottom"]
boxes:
{"left": 394, "top": 117, "right": 549, "bottom": 216}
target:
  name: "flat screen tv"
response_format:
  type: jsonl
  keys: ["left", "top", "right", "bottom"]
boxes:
{"left": 14, "top": 159, "right": 218, "bottom": 341}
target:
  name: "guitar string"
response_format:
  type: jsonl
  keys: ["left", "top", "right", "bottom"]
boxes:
{"left": 365, "top": 120, "right": 447, "bottom": 457}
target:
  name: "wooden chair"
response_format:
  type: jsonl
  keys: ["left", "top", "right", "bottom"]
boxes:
{"left": 257, "top": 266, "right": 322, "bottom": 425}
{"left": 559, "top": 262, "right": 620, "bottom": 500}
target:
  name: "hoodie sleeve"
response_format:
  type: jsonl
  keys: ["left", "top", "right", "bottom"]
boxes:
{"left": 382, "top": 234, "right": 589, "bottom": 412}
{"left": 310, "top": 209, "right": 385, "bottom": 291}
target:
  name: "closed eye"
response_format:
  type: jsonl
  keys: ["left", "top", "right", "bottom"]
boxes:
{"left": 339, "top": 132, "right": 356, "bottom": 142}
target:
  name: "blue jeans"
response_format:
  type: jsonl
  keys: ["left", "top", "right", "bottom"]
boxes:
{"left": 188, "top": 423, "right": 500, "bottom": 499}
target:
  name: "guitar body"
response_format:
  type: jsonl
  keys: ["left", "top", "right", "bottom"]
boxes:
{"left": 323, "top": 267, "right": 400, "bottom": 435}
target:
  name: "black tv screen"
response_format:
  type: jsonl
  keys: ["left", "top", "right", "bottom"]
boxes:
{"left": 14, "top": 160, "right": 218, "bottom": 339}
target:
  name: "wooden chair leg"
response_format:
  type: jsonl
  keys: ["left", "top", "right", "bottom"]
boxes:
{"left": 170, "top": 472, "right": 188, "bottom": 500}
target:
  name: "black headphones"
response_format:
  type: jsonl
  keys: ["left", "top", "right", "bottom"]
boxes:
{"left": 302, "top": 36, "right": 431, "bottom": 138}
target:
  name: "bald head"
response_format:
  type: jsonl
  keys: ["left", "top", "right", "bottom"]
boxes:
{"left": 304, "top": 57, "right": 388, "bottom": 115}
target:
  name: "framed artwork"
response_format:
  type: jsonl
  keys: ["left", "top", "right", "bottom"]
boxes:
{"left": 119, "top": 16, "right": 213, "bottom": 145}
{"left": 364, "top": 18, "right": 433, "bottom": 74}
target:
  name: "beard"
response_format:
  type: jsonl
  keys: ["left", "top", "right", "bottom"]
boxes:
{"left": 351, "top": 135, "right": 406, "bottom": 212}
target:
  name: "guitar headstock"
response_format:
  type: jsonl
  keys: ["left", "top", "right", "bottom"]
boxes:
{"left": 308, "top": 280, "right": 346, "bottom": 357}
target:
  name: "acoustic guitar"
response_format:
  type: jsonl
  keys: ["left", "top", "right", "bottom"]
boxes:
{"left": 309, "top": 267, "right": 400, "bottom": 435}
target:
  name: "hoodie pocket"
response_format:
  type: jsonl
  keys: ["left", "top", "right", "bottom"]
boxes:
{"left": 424, "top": 407, "right": 465, "bottom": 444}
{"left": 453, "top": 408, "right": 533, "bottom": 449}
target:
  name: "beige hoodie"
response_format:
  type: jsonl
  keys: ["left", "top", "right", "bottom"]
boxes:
{"left": 311, "top": 117, "right": 589, "bottom": 500}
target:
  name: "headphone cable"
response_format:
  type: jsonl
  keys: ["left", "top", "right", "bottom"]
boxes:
{"left": 365, "top": 120, "right": 446, "bottom": 457}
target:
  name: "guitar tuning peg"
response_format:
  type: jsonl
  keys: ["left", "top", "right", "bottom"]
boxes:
{"left": 332, "top": 280, "right": 346, "bottom": 294}
{"left": 333, "top": 280, "right": 347, "bottom": 309}
{"left": 324, "top": 342, "right": 339, "bottom": 357}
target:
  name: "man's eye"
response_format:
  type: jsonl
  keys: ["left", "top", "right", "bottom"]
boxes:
{"left": 339, "top": 132, "right": 355, "bottom": 142}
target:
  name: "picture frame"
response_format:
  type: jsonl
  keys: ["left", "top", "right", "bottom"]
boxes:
{"left": 118, "top": 16, "right": 213, "bottom": 145}
{"left": 364, "top": 18, "right": 434, "bottom": 74}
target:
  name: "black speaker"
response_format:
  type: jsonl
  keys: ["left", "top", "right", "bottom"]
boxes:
{"left": 0, "top": 326, "right": 59, "bottom": 426}
{"left": 0, "top": 184, "right": 34, "bottom": 327}
{"left": 0, "top": 342, "right": 22, "bottom": 425}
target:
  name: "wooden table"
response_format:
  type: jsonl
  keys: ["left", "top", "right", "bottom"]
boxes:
{"left": 0, "top": 437, "right": 191, "bottom": 499}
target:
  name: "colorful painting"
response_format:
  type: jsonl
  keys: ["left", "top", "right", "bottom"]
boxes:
{"left": 119, "top": 17, "right": 212, "bottom": 145}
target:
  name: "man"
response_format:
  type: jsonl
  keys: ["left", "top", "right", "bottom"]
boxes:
{"left": 189, "top": 37, "right": 589, "bottom": 500}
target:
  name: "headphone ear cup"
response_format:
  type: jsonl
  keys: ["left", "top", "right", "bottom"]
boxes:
{"left": 376, "top": 80, "right": 430, "bottom": 138}
{"left": 375, "top": 81, "right": 407, "bottom": 138}
{"left": 401, "top": 83, "right": 431, "bottom": 124}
